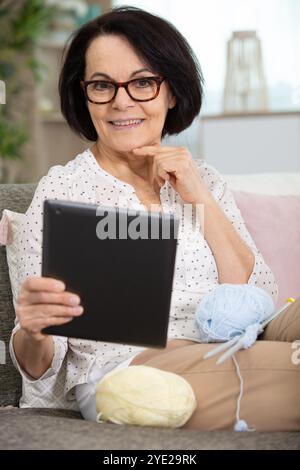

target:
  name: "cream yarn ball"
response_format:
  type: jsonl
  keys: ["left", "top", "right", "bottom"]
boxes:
{"left": 95, "top": 365, "right": 197, "bottom": 428}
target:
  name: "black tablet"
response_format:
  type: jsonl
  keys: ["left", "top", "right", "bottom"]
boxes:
{"left": 42, "top": 199, "right": 179, "bottom": 348}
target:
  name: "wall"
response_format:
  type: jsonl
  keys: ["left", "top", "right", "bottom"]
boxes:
{"left": 201, "top": 112, "right": 300, "bottom": 174}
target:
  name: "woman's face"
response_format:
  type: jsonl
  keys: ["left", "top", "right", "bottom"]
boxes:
{"left": 84, "top": 35, "right": 176, "bottom": 153}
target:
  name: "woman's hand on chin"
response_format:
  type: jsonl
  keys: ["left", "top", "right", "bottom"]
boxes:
{"left": 132, "top": 145, "right": 213, "bottom": 205}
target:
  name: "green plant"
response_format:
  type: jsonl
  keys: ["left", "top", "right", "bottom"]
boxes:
{"left": 0, "top": 0, "right": 57, "bottom": 179}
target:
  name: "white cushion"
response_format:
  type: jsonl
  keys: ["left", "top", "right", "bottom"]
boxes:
{"left": 0, "top": 209, "right": 25, "bottom": 310}
{"left": 224, "top": 172, "right": 300, "bottom": 195}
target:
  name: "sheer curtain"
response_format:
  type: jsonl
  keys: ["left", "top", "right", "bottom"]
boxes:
{"left": 112, "top": 0, "right": 300, "bottom": 155}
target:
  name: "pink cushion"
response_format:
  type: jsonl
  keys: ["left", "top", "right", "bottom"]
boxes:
{"left": 232, "top": 191, "right": 300, "bottom": 307}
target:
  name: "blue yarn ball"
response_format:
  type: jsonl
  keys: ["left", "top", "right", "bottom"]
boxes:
{"left": 195, "top": 284, "right": 275, "bottom": 342}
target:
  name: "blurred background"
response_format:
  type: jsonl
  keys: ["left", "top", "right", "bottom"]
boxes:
{"left": 0, "top": 0, "right": 299, "bottom": 183}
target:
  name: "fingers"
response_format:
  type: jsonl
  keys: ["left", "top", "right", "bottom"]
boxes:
{"left": 132, "top": 145, "right": 188, "bottom": 156}
{"left": 150, "top": 152, "right": 177, "bottom": 188}
{"left": 16, "top": 277, "right": 84, "bottom": 340}
{"left": 156, "top": 167, "right": 170, "bottom": 186}
{"left": 132, "top": 146, "right": 192, "bottom": 190}
{"left": 132, "top": 146, "right": 157, "bottom": 157}
{"left": 21, "top": 276, "right": 65, "bottom": 295}
{"left": 16, "top": 303, "right": 84, "bottom": 338}
{"left": 25, "top": 315, "right": 74, "bottom": 333}
{"left": 18, "top": 276, "right": 81, "bottom": 307}
{"left": 20, "top": 315, "right": 75, "bottom": 340}
{"left": 16, "top": 303, "right": 84, "bottom": 321}
{"left": 154, "top": 157, "right": 180, "bottom": 188}
{"left": 19, "top": 290, "right": 81, "bottom": 307}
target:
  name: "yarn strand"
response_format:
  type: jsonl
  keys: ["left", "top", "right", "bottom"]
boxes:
{"left": 232, "top": 354, "right": 255, "bottom": 432}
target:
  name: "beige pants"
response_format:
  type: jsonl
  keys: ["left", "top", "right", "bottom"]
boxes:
{"left": 130, "top": 298, "right": 300, "bottom": 431}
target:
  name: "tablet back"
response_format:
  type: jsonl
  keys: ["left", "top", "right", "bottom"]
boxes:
{"left": 42, "top": 199, "right": 179, "bottom": 348}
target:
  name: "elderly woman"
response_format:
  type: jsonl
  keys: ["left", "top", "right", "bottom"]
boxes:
{"left": 10, "top": 7, "right": 300, "bottom": 431}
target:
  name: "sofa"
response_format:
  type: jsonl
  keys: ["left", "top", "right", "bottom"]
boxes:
{"left": 0, "top": 179, "right": 299, "bottom": 450}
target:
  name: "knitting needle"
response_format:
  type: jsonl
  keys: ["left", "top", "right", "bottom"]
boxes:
{"left": 210, "top": 298, "right": 295, "bottom": 365}
{"left": 203, "top": 336, "right": 240, "bottom": 359}
{"left": 260, "top": 297, "right": 295, "bottom": 329}
{"left": 216, "top": 335, "right": 248, "bottom": 365}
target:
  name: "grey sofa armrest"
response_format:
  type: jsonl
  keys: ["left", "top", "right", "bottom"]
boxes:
{"left": 0, "top": 183, "right": 36, "bottom": 406}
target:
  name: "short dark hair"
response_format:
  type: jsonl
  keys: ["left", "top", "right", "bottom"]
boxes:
{"left": 59, "top": 6, "right": 204, "bottom": 141}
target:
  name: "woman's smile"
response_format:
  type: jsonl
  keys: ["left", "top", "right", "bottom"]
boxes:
{"left": 108, "top": 118, "right": 145, "bottom": 130}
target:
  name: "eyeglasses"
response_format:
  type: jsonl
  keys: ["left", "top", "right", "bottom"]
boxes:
{"left": 80, "top": 76, "right": 165, "bottom": 104}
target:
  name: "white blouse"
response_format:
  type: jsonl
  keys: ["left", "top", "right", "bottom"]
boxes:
{"left": 9, "top": 148, "right": 278, "bottom": 410}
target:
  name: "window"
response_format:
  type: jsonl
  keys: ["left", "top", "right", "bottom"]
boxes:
{"left": 113, "top": 0, "right": 300, "bottom": 114}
